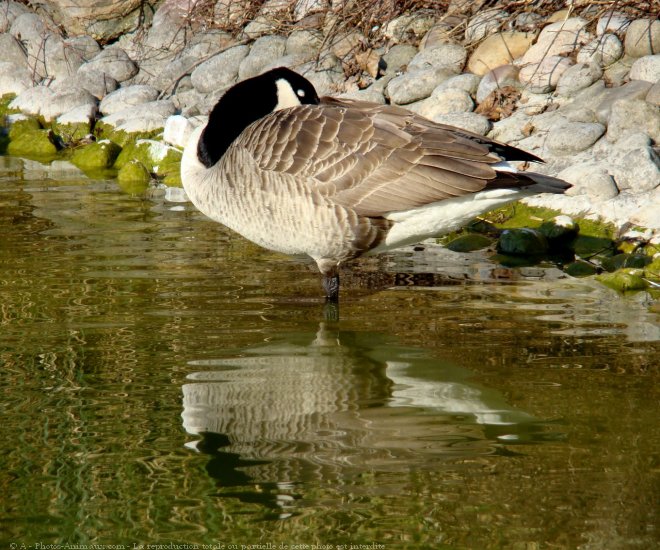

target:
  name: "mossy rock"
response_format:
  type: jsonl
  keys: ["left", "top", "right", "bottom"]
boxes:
{"left": 564, "top": 260, "right": 598, "bottom": 278}
{"left": 117, "top": 160, "right": 151, "bottom": 193}
{"left": 7, "top": 129, "right": 58, "bottom": 160}
{"left": 8, "top": 116, "right": 41, "bottom": 140}
{"left": 52, "top": 121, "right": 93, "bottom": 143}
{"left": 71, "top": 140, "right": 122, "bottom": 170}
{"left": 0, "top": 93, "right": 17, "bottom": 119}
{"left": 114, "top": 138, "right": 182, "bottom": 184}
{"left": 602, "top": 253, "right": 651, "bottom": 272}
{"left": 446, "top": 233, "right": 493, "bottom": 252}
{"left": 497, "top": 228, "right": 548, "bottom": 256}
{"left": 597, "top": 269, "right": 648, "bottom": 292}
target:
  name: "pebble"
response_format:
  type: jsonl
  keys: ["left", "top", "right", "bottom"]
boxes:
{"left": 596, "top": 11, "right": 631, "bottom": 36}
{"left": 519, "top": 56, "right": 573, "bottom": 93}
{"left": 190, "top": 45, "right": 250, "bottom": 93}
{"left": 467, "top": 32, "right": 535, "bottom": 76}
{"left": 606, "top": 98, "right": 660, "bottom": 143}
{"left": 559, "top": 162, "right": 619, "bottom": 201}
{"left": 465, "top": 9, "right": 508, "bottom": 42}
{"left": 628, "top": 55, "right": 660, "bottom": 83}
{"left": 476, "top": 65, "right": 520, "bottom": 104}
{"left": 576, "top": 34, "right": 623, "bottom": 67}
{"left": 387, "top": 68, "right": 454, "bottom": 105}
{"left": 546, "top": 122, "right": 605, "bottom": 156}
{"left": 521, "top": 18, "right": 592, "bottom": 65}
{"left": 81, "top": 47, "right": 138, "bottom": 83}
{"left": 408, "top": 44, "right": 467, "bottom": 73}
{"left": 100, "top": 85, "right": 160, "bottom": 116}
{"left": 624, "top": 19, "right": 660, "bottom": 57}
{"left": 555, "top": 63, "right": 603, "bottom": 96}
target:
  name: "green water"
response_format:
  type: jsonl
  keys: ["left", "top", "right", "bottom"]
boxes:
{"left": 1, "top": 156, "right": 658, "bottom": 549}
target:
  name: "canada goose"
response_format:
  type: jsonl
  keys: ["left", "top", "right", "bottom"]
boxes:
{"left": 181, "top": 67, "right": 570, "bottom": 302}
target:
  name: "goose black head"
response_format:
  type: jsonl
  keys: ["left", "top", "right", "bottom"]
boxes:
{"left": 197, "top": 67, "right": 320, "bottom": 168}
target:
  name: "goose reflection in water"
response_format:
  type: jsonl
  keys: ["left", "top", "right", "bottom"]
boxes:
{"left": 181, "top": 324, "right": 564, "bottom": 516}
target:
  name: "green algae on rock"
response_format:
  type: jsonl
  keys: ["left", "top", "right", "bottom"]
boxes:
{"left": 8, "top": 116, "right": 41, "bottom": 141}
{"left": 114, "top": 138, "right": 182, "bottom": 186}
{"left": 117, "top": 159, "right": 151, "bottom": 193}
{"left": 564, "top": 259, "right": 599, "bottom": 277}
{"left": 497, "top": 227, "right": 549, "bottom": 255}
{"left": 7, "top": 129, "right": 59, "bottom": 160}
{"left": 446, "top": 233, "right": 493, "bottom": 252}
{"left": 597, "top": 268, "right": 649, "bottom": 292}
{"left": 70, "top": 140, "right": 122, "bottom": 171}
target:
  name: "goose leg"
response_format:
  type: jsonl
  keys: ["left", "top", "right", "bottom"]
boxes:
{"left": 322, "top": 273, "right": 340, "bottom": 302}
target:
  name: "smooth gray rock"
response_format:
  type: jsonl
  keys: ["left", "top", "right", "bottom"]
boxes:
{"left": 647, "top": 82, "right": 660, "bottom": 107}
{"left": 408, "top": 44, "right": 467, "bottom": 73}
{"left": 77, "top": 67, "right": 118, "bottom": 99}
{"left": 555, "top": 62, "right": 603, "bottom": 96}
{"left": 596, "top": 11, "right": 630, "bottom": 36}
{"left": 577, "top": 34, "right": 623, "bottom": 67}
{"left": 546, "top": 122, "right": 605, "bottom": 156}
{"left": 100, "top": 85, "right": 159, "bottom": 115}
{"left": 339, "top": 87, "right": 386, "bottom": 104}
{"left": 100, "top": 100, "right": 176, "bottom": 132}
{"left": 594, "top": 80, "right": 652, "bottom": 124}
{"left": 383, "top": 12, "right": 437, "bottom": 43}
{"left": 242, "top": 15, "right": 278, "bottom": 39}
{"left": 465, "top": 9, "right": 507, "bottom": 42}
{"left": 299, "top": 64, "right": 345, "bottom": 96}
{"left": 44, "top": 37, "right": 86, "bottom": 80}
{"left": 628, "top": 54, "right": 660, "bottom": 83}
{"left": 380, "top": 44, "right": 418, "bottom": 75}
{"left": 9, "top": 13, "right": 60, "bottom": 79}
{"left": 426, "top": 112, "right": 491, "bottom": 135}
{"left": 560, "top": 162, "right": 619, "bottom": 201}
{"left": 9, "top": 85, "right": 54, "bottom": 117}
{"left": 608, "top": 133, "right": 660, "bottom": 193}
{"left": 163, "top": 114, "right": 195, "bottom": 148}
{"left": 386, "top": 68, "right": 454, "bottom": 105}
{"left": 0, "top": 1, "right": 30, "bottom": 33}
{"left": 519, "top": 56, "right": 573, "bottom": 93}
{"left": 433, "top": 73, "right": 481, "bottom": 95}
{"left": 427, "top": 88, "right": 474, "bottom": 114}
{"left": 80, "top": 47, "right": 138, "bottom": 83}
{"left": 64, "top": 35, "right": 101, "bottom": 62}
{"left": 0, "top": 33, "right": 28, "bottom": 69}
{"left": 489, "top": 112, "right": 533, "bottom": 143}
{"left": 191, "top": 44, "right": 249, "bottom": 93}
{"left": 239, "top": 35, "right": 287, "bottom": 80}
{"left": 624, "top": 19, "right": 660, "bottom": 57}
{"left": 285, "top": 29, "right": 323, "bottom": 60}
{"left": 603, "top": 55, "right": 636, "bottom": 87}
{"left": 293, "top": 0, "right": 326, "bottom": 21}
{"left": 606, "top": 98, "right": 660, "bottom": 142}
{"left": 0, "top": 61, "right": 32, "bottom": 95}
{"left": 41, "top": 88, "right": 97, "bottom": 122}
{"left": 521, "top": 18, "right": 592, "bottom": 65}
{"left": 476, "top": 65, "right": 519, "bottom": 104}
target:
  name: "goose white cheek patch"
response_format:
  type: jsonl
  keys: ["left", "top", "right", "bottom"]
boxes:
{"left": 275, "top": 79, "right": 303, "bottom": 111}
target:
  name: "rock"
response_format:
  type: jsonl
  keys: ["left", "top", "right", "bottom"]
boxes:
{"left": 7, "top": 129, "right": 58, "bottom": 159}
{"left": 41, "top": 88, "right": 97, "bottom": 123}
{"left": 0, "top": 1, "right": 30, "bottom": 33}
{"left": 628, "top": 55, "right": 660, "bottom": 83}
{"left": 386, "top": 68, "right": 454, "bottom": 105}
{"left": 242, "top": 15, "right": 278, "bottom": 39}
{"left": 380, "top": 44, "right": 418, "bottom": 75}
{"left": 513, "top": 12, "right": 544, "bottom": 32}
{"left": 213, "top": 0, "right": 251, "bottom": 28}
{"left": 559, "top": 162, "right": 619, "bottom": 201}
{"left": 602, "top": 253, "right": 650, "bottom": 272}
{"left": 467, "top": 32, "right": 535, "bottom": 76}
{"left": 606, "top": 98, "right": 660, "bottom": 143}
{"left": 339, "top": 87, "right": 386, "bottom": 104}
{"left": 497, "top": 228, "right": 548, "bottom": 255}
{"left": 8, "top": 116, "right": 41, "bottom": 141}
{"left": 489, "top": 111, "right": 533, "bottom": 143}
{"left": 239, "top": 35, "right": 287, "bottom": 80}
{"left": 117, "top": 159, "right": 151, "bottom": 188}
{"left": 99, "top": 100, "right": 176, "bottom": 142}
{"left": 465, "top": 9, "right": 508, "bottom": 42}
{"left": 425, "top": 112, "right": 491, "bottom": 135}
{"left": 608, "top": 133, "right": 660, "bottom": 193}
{"left": 420, "top": 23, "right": 454, "bottom": 50}
{"left": 476, "top": 65, "right": 520, "bottom": 103}
{"left": 76, "top": 67, "right": 118, "bottom": 100}
{"left": 597, "top": 269, "right": 648, "bottom": 292}
{"left": 293, "top": 0, "right": 327, "bottom": 21}
{"left": 647, "top": 82, "right": 660, "bottom": 107}
{"left": 564, "top": 260, "right": 598, "bottom": 277}
{"left": 546, "top": 122, "right": 605, "bottom": 156}
{"left": 603, "top": 55, "right": 635, "bottom": 87}
{"left": 555, "top": 62, "right": 603, "bottom": 96}
{"left": 299, "top": 63, "right": 344, "bottom": 96}
{"left": 446, "top": 233, "right": 493, "bottom": 252}
{"left": 81, "top": 47, "right": 138, "bottom": 83}
{"left": 64, "top": 35, "right": 101, "bottom": 62}
{"left": 0, "top": 33, "right": 28, "bottom": 70}
{"left": 163, "top": 115, "right": 194, "bottom": 149}
{"left": 383, "top": 12, "right": 437, "bottom": 43}
{"left": 596, "top": 11, "right": 630, "bottom": 36}
{"left": 191, "top": 45, "right": 250, "bottom": 93}
{"left": 100, "top": 85, "right": 160, "bottom": 115}
{"left": 43, "top": 36, "right": 87, "bottom": 80}
{"left": 71, "top": 140, "right": 121, "bottom": 170}
{"left": 0, "top": 61, "right": 32, "bottom": 96}
{"left": 9, "top": 13, "right": 60, "bottom": 79}
{"left": 427, "top": 88, "right": 474, "bottom": 114}
{"left": 285, "top": 29, "right": 323, "bottom": 60}
{"left": 434, "top": 73, "right": 481, "bottom": 95}
{"left": 53, "top": 104, "right": 97, "bottom": 141}
{"left": 116, "top": 138, "right": 182, "bottom": 184}
{"left": 518, "top": 56, "right": 573, "bottom": 93}
{"left": 521, "top": 18, "right": 592, "bottom": 65}
{"left": 408, "top": 44, "right": 467, "bottom": 74}
{"left": 595, "top": 80, "right": 652, "bottom": 124}
{"left": 144, "top": 0, "right": 200, "bottom": 53}
{"left": 9, "top": 86, "right": 54, "bottom": 118}
{"left": 624, "top": 19, "right": 660, "bottom": 57}
{"left": 576, "top": 34, "right": 623, "bottom": 67}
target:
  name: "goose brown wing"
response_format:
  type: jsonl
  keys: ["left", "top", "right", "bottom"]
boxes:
{"left": 237, "top": 98, "right": 534, "bottom": 217}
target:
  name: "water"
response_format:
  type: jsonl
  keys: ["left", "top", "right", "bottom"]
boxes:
{"left": 1, "top": 156, "right": 658, "bottom": 549}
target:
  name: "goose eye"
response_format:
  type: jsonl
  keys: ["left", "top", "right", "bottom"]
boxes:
{"left": 297, "top": 89, "right": 306, "bottom": 98}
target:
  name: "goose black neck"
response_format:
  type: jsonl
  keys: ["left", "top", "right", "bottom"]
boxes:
{"left": 197, "top": 83, "right": 276, "bottom": 168}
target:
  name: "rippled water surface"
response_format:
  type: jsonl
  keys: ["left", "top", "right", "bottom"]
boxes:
{"left": 1, "top": 157, "right": 658, "bottom": 549}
